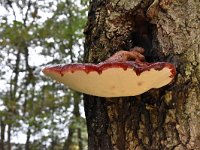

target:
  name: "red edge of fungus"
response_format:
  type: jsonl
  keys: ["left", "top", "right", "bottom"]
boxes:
{"left": 42, "top": 61, "right": 176, "bottom": 78}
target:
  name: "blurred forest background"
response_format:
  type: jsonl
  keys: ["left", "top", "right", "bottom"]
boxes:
{"left": 0, "top": 0, "right": 89, "bottom": 149}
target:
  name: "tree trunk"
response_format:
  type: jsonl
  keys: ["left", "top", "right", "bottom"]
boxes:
{"left": 7, "top": 124, "right": 11, "bottom": 150}
{"left": 25, "top": 127, "right": 31, "bottom": 150}
{"left": 77, "top": 127, "right": 83, "bottom": 150}
{"left": 84, "top": 0, "right": 200, "bottom": 149}
{"left": 0, "top": 121, "right": 5, "bottom": 150}
{"left": 63, "top": 125, "right": 74, "bottom": 150}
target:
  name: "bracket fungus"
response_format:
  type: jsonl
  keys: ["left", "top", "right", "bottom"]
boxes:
{"left": 43, "top": 47, "right": 176, "bottom": 97}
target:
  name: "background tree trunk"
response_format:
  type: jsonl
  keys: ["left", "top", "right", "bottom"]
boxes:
{"left": 84, "top": 0, "right": 200, "bottom": 149}
{"left": 0, "top": 121, "right": 5, "bottom": 150}
{"left": 25, "top": 127, "right": 31, "bottom": 150}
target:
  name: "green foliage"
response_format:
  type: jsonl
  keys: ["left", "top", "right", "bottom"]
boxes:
{"left": 0, "top": 0, "right": 89, "bottom": 149}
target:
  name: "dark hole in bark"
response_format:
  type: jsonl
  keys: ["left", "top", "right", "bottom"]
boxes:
{"left": 131, "top": 23, "right": 156, "bottom": 62}
{"left": 124, "top": 10, "right": 164, "bottom": 63}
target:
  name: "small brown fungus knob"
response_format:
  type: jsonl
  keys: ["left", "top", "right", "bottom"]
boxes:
{"left": 105, "top": 47, "right": 145, "bottom": 63}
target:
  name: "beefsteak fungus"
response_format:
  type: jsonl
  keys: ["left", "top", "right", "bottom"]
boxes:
{"left": 43, "top": 47, "right": 176, "bottom": 97}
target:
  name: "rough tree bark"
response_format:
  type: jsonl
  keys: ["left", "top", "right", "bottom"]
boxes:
{"left": 83, "top": 0, "right": 199, "bottom": 150}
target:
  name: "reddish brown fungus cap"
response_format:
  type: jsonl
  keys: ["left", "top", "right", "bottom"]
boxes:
{"left": 42, "top": 61, "right": 176, "bottom": 97}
